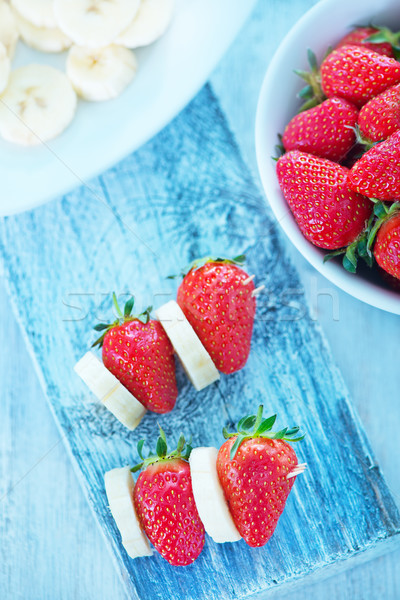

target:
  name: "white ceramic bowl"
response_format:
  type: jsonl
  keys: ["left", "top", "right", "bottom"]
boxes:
{"left": 255, "top": 0, "right": 400, "bottom": 315}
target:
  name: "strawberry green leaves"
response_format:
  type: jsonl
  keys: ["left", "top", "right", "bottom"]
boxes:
{"left": 323, "top": 228, "right": 373, "bottom": 273}
{"left": 124, "top": 296, "right": 135, "bottom": 318}
{"left": 92, "top": 293, "right": 152, "bottom": 348}
{"left": 367, "top": 201, "right": 400, "bottom": 253}
{"left": 294, "top": 49, "right": 326, "bottom": 112}
{"left": 131, "top": 426, "right": 193, "bottom": 472}
{"left": 363, "top": 26, "right": 400, "bottom": 60}
{"left": 223, "top": 405, "right": 305, "bottom": 460}
{"left": 324, "top": 201, "right": 400, "bottom": 274}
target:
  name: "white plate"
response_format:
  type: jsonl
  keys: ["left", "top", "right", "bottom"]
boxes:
{"left": 255, "top": 0, "right": 400, "bottom": 315}
{"left": 1, "top": 0, "right": 256, "bottom": 216}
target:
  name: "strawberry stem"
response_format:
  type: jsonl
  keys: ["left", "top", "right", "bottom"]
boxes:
{"left": 353, "top": 124, "right": 381, "bottom": 150}
{"left": 294, "top": 49, "right": 326, "bottom": 112}
{"left": 131, "top": 426, "right": 193, "bottom": 473}
{"left": 113, "top": 292, "right": 123, "bottom": 318}
{"left": 92, "top": 293, "right": 153, "bottom": 348}
{"left": 223, "top": 405, "right": 305, "bottom": 461}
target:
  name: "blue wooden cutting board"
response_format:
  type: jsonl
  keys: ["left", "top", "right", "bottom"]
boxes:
{"left": 0, "top": 85, "right": 399, "bottom": 599}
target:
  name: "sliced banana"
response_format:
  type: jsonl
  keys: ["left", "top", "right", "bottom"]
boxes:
{"left": 155, "top": 300, "right": 219, "bottom": 391}
{"left": 11, "top": 0, "right": 57, "bottom": 28}
{"left": 117, "top": 0, "right": 175, "bottom": 48}
{"left": 74, "top": 351, "right": 146, "bottom": 430}
{"left": 189, "top": 447, "right": 241, "bottom": 544}
{"left": 66, "top": 44, "right": 137, "bottom": 102}
{"left": 0, "top": 64, "right": 77, "bottom": 146}
{"left": 54, "top": 0, "right": 141, "bottom": 48}
{"left": 0, "top": 0, "right": 19, "bottom": 58}
{"left": 14, "top": 10, "right": 71, "bottom": 53}
{"left": 0, "top": 43, "right": 10, "bottom": 95}
{"left": 104, "top": 467, "right": 152, "bottom": 559}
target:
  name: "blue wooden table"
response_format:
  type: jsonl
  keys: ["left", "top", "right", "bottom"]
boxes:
{"left": 0, "top": 1, "right": 399, "bottom": 598}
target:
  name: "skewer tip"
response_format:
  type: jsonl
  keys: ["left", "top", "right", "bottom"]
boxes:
{"left": 251, "top": 285, "right": 265, "bottom": 297}
{"left": 243, "top": 274, "right": 255, "bottom": 285}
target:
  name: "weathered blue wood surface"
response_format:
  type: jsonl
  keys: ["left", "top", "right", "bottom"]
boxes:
{"left": 0, "top": 81, "right": 399, "bottom": 600}
{"left": 2, "top": 1, "right": 400, "bottom": 598}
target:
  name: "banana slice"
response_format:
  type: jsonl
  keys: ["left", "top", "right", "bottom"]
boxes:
{"left": 66, "top": 44, "right": 137, "bottom": 102}
{"left": 0, "top": 64, "right": 77, "bottom": 146}
{"left": 117, "top": 0, "right": 175, "bottom": 48}
{"left": 0, "top": 43, "right": 10, "bottom": 95}
{"left": 74, "top": 351, "right": 146, "bottom": 430}
{"left": 189, "top": 447, "right": 241, "bottom": 543}
{"left": 14, "top": 10, "right": 71, "bottom": 53}
{"left": 155, "top": 300, "right": 219, "bottom": 391}
{"left": 104, "top": 467, "right": 152, "bottom": 559}
{"left": 54, "top": 0, "right": 141, "bottom": 48}
{"left": 0, "top": 0, "right": 19, "bottom": 58}
{"left": 11, "top": 0, "right": 57, "bottom": 28}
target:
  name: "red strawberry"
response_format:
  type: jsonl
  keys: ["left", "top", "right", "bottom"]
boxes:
{"left": 276, "top": 151, "right": 372, "bottom": 249}
{"left": 335, "top": 27, "right": 395, "bottom": 57}
{"left": 93, "top": 294, "right": 177, "bottom": 414}
{"left": 216, "top": 406, "right": 305, "bottom": 547}
{"left": 348, "top": 130, "right": 400, "bottom": 201}
{"left": 358, "top": 83, "right": 400, "bottom": 142}
{"left": 372, "top": 207, "right": 400, "bottom": 280}
{"left": 282, "top": 97, "right": 358, "bottom": 162}
{"left": 133, "top": 430, "right": 205, "bottom": 566}
{"left": 321, "top": 45, "right": 400, "bottom": 107}
{"left": 176, "top": 256, "right": 256, "bottom": 374}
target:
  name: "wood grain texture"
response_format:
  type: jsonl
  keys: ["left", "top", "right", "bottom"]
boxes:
{"left": 0, "top": 83, "right": 399, "bottom": 599}
{"left": 0, "top": 282, "right": 124, "bottom": 600}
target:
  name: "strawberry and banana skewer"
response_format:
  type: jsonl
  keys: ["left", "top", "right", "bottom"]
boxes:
{"left": 276, "top": 26, "right": 400, "bottom": 282}
{"left": 105, "top": 406, "right": 305, "bottom": 565}
{"left": 75, "top": 255, "right": 263, "bottom": 428}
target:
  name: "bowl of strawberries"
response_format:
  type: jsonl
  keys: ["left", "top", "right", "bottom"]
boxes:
{"left": 255, "top": 0, "right": 400, "bottom": 314}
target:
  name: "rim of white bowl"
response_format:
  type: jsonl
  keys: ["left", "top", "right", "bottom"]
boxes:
{"left": 255, "top": 0, "right": 400, "bottom": 315}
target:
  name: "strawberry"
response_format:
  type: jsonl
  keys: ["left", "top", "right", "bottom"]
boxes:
{"left": 282, "top": 97, "right": 358, "bottom": 162}
{"left": 276, "top": 150, "right": 372, "bottom": 249}
{"left": 348, "top": 130, "right": 400, "bottom": 201}
{"left": 132, "top": 429, "right": 205, "bottom": 566}
{"left": 366, "top": 201, "right": 400, "bottom": 280}
{"left": 358, "top": 83, "right": 400, "bottom": 142}
{"left": 175, "top": 255, "right": 256, "bottom": 374}
{"left": 93, "top": 294, "right": 177, "bottom": 414}
{"left": 335, "top": 26, "right": 395, "bottom": 57}
{"left": 321, "top": 45, "right": 400, "bottom": 107}
{"left": 216, "top": 406, "right": 305, "bottom": 547}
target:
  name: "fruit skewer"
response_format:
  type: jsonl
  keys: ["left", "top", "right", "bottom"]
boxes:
{"left": 75, "top": 255, "right": 264, "bottom": 428}
{"left": 105, "top": 406, "right": 306, "bottom": 565}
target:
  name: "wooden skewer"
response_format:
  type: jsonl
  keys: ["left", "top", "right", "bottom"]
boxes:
{"left": 286, "top": 463, "right": 307, "bottom": 479}
{"left": 290, "top": 466, "right": 307, "bottom": 473}
{"left": 251, "top": 285, "right": 265, "bottom": 297}
{"left": 287, "top": 470, "right": 305, "bottom": 479}
{"left": 243, "top": 274, "right": 255, "bottom": 285}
